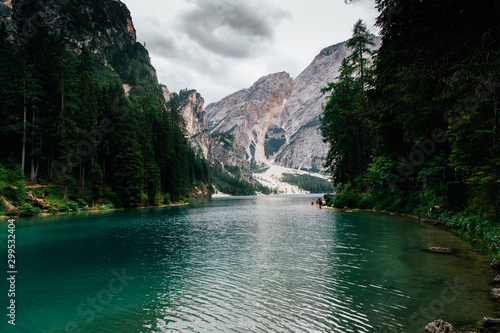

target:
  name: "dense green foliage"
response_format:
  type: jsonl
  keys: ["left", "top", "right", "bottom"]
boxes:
{"left": 0, "top": 23, "right": 210, "bottom": 212}
{"left": 281, "top": 173, "right": 334, "bottom": 193}
{"left": 209, "top": 163, "right": 271, "bottom": 196}
{"left": 320, "top": 19, "right": 375, "bottom": 186}
{"left": 107, "top": 42, "right": 158, "bottom": 88}
{"left": 322, "top": 1, "right": 500, "bottom": 251}
{"left": 210, "top": 132, "right": 235, "bottom": 150}
{"left": 264, "top": 138, "right": 286, "bottom": 157}
{"left": 0, "top": 165, "right": 26, "bottom": 209}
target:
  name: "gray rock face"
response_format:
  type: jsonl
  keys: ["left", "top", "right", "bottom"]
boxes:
{"left": 207, "top": 71, "right": 294, "bottom": 167}
{"left": 2, "top": 0, "right": 137, "bottom": 54}
{"left": 273, "top": 41, "right": 352, "bottom": 170}
{"left": 205, "top": 37, "right": 381, "bottom": 171}
{"left": 170, "top": 86, "right": 254, "bottom": 182}
{"left": 178, "top": 89, "right": 211, "bottom": 159}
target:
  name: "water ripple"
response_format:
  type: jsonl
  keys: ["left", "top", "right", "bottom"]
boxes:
{"left": 5, "top": 195, "right": 495, "bottom": 333}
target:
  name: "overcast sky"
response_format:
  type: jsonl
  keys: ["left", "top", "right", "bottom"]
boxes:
{"left": 120, "top": 0, "right": 379, "bottom": 105}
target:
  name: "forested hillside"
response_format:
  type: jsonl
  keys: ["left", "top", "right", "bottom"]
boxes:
{"left": 0, "top": 2, "right": 210, "bottom": 215}
{"left": 321, "top": 0, "right": 500, "bottom": 252}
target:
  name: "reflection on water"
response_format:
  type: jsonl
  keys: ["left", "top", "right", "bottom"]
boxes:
{"left": 0, "top": 195, "right": 497, "bottom": 332}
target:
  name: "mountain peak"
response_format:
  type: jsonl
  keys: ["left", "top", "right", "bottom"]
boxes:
{"left": 318, "top": 41, "right": 348, "bottom": 57}
{"left": 204, "top": 36, "right": 382, "bottom": 172}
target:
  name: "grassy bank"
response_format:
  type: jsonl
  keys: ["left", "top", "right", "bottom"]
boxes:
{"left": 0, "top": 179, "right": 209, "bottom": 219}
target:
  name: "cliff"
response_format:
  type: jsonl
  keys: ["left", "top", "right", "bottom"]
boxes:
{"left": 0, "top": 0, "right": 136, "bottom": 53}
{"left": 164, "top": 87, "right": 212, "bottom": 159}
{"left": 273, "top": 41, "right": 353, "bottom": 170}
{"left": 207, "top": 71, "right": 294, "bottom": 168}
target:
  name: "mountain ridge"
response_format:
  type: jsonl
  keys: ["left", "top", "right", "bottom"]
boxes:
{"left": 203, "top": 36, "right": 381, "bottom": 172}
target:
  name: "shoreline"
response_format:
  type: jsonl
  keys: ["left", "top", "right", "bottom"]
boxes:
{"left": 0, "top": 202, "right": 192, "bottom": 220}
{"left": 324, "top": 204, "right": 492, "bottom": 254}
{"left": 323, "top": 204, "right": 499, "bottom": 332}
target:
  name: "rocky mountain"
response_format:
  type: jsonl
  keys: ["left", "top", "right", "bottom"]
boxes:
{"left": 0, "top": 0, "right": 159, "bottom": 98}
{"left": 163, "top": 86, "right": 212, "bottom": 159}
{"left": 165, "top": 86, "right": 255, "bottom": 183}
{"left": 206, "top": 37, "right": 381, "bottom": 172}
{"left": 207, "top": 71, "right": 294, "bottom": 168}
{"left": 0, "top": 0, "right": 136, "bottom": 53}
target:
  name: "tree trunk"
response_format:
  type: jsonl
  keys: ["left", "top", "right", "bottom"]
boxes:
{"left": 30, "top": 95, "right": 36, "bottom": 182}
{"left": 61, "top": 69, "right": 64, "bottom": 117}
{"left": 482, "top": 317, "right": 500, "bottom": 327}
{"left": 21, "top": 76, "right": 27, "bottom": 175}
{"left": 355, "top": 134, "right": 364, "bottom": 180}
{"left": 32, "top": 136, "right": 42, "bottom": 183}
{"left": 30, "top": 145, "right": 36, "bottom": 182}
{"left": 493, "top": 83, "right": 498, "bottom": 148}
{"left": 102, "top": 159, "right": 106, "bottom": 193}
{"left": 49, "top": 143, "right": 54, "bottom": 179}
{"left": 348, "top": 150, "right": 353, "bottom": 184}
{"left": 81, "top": 162, "right": 85, "bottom": 195}
{"left": 2, "top": 196, "right": 19, "bottom": 216}
{"left": 30, "top": 158, "right": 35, "bottom": 182}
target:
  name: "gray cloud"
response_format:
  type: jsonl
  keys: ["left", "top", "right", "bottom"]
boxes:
{"left": 133, "top": 16, "right": 183, "bottom": 58}
{"left": 179, "top": 0, "right": 290, "bottom": 58}
{"left": 122, "top": 0, "right": 380, "bottom": 104}
{"left": 145, "top": 33, "right": 180, "bottom": 57}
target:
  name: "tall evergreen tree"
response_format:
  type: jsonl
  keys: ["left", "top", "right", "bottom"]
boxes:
{"left": 110, "top": 104, "right": 144, "bottom": 208}
{"left": 369, "top": 0, "right": 500, "bottom": 217}
{"left": 77, "top": 47, "right": 100, "bottom": 195}
{"left": 320, "top": 19, "right": 375, "bottom": 186}
{"left": 0, "top": 16, "right": 212, "bottom": 211}
{"left": 0, "top": 23, "right": 22, "bottom": 170}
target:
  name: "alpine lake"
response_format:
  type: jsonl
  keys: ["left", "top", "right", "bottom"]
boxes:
{"left": 1, "top": 194, "right": 498, "bottom": 332}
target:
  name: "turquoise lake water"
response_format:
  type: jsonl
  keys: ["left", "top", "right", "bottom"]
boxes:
{"left": 0, "top": 195, "right": 498, "bottom": 332}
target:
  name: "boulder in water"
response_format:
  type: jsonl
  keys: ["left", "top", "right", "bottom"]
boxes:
{"left": 425, "top": 319, "right": 457, "bottom": 333}
{"left": 492, "top": 259, "right": 500, "bottom": 270}
{"left": 423, "top": 247, "right": 454, "bottom": 254}
{"left": 342, "top": 206, "right": 352, "bottom": 212}
{"left": 491, "top": 288, "right": 500, "bottom": 297}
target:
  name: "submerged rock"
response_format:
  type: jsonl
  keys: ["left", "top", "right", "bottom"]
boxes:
{"left": 491, "top": 288, "right": 500, "bottom": 297}
{"left": 423, "top": 247, "right": 454, "bottom": 254}
{"left": 342, "top": 206, "right": 352, "bottom": 213}
{"left": 420, "top": 217, "right": 432, "bottom": 223}
{"left": 492, "top": 259, "right": 500, "bottom": 270}
{"left": 494, "top": 275, "right": 500, "bottom": 283}
{"left": 482, "top": 317, "right": 500, "bottom": 327}
{"left": 425, "top": 319, "right": 457, "bottom": 333}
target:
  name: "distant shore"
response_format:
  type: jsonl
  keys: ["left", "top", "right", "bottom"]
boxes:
{"left": 0, "top": 200, "right": 192, "bottom": 220}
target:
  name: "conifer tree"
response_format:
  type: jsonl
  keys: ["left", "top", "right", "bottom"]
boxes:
{"left": 0, "top": 23, "right": 22, "bottom": 170}
{"left": 111, "top": 104, "right": 144, "bottom": 208}
{"left": 320, "top": 19, "right": 375, "bottom": 186}
{"left": 77, "top": 47, "right": 100, "bottom": 195}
